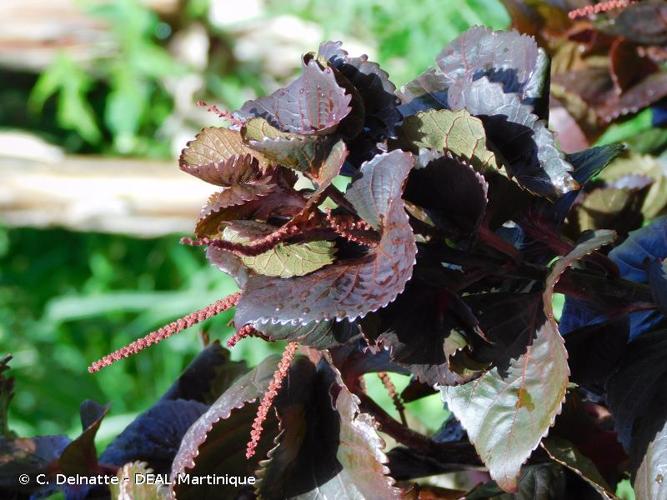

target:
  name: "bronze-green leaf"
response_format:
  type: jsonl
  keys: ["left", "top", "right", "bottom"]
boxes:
{"left": 398, "top": 109, "right": 497, "bottom": 170}
{"left": 222, "top": 222, "right": 335, "bottom": 278}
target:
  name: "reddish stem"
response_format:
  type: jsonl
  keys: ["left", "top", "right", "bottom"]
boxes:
{"left": 196, "top": 100, "right": 245, "bottom": 127}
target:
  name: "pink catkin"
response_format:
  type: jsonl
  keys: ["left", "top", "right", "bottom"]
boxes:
{"left": 568, "top": 0, "right": 633, "bottom": 20}
{"left": 227, "top": 324, "right": 259, "bottom": 348}
{"left": 196, "top": 100, "right": 245, "bottom": 127}
{"left": 88, "top": 292, "right": 241, "bottom": 373}
{"left": 246, "top": 341, "right": 299, "bottom": 459}
{"left": 325, "top": 211, "right": 378, "bottom": 247}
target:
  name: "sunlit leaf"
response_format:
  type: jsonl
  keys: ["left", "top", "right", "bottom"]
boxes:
{"left": 222, "top": 222, "right": 336, "bottom": 278}
{"left": 235, "top": 150, "right": 416, "bottom": 325}
{"left": 635, "top": 419, "right": 667, "bottom": 500}
{"left": 179, "top": 127, "right": 271, "bottom": 182}
{"left": 238, "top": 57, "right": 352, "bottom": 135}
{"left": 397, "top": 109, "right": 497, "bottom": 170}
{"left": 110, "top": 462, "right": 169, "bottom": 500}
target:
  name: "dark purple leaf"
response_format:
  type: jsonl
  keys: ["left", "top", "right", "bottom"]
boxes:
{"left": 442, "top": 231, "right": 614, "bottom": 492}
{"left": 451, "top": 77, "right": 578, "bottom": 199}
{"left": 256, "top": 359, "right": 399, "bottom": 499}
{"left": 399, "top": 27, "right": 550, "bottom": 119}
{"left": 607, "top": 328, "right": 667, "bottom": 472}
{"left": 0, "top": 435, "right": 70, "bottom": 492}
{"left": 100, "top": 399, "right": 208, "bottom": 473}
{"left": 238, "top": 57, "right": 352, "bottom": 135}
{"left": 542, "top": 437, "right": 615, "bottom": 499}
{"left": 608, "top": 217, "right": 667, "bottom": 338}
{"left": 255, "top": 319, "right": 360, "bottom": 349}
{"left": 609, "top": 39, "right": 658, "bottom": 94}
{"left": 206, "top": 244, "right": 248, "bottom": 287}
{"left": 405, "top": 153, "right": 488, "bottom": 235}
{"left": 369, "top": 284, "right": 483, "bottom": 386}
{"left": 597, "top": 0, "right": 667, "bottom": 45}
{"left": 159, "top": 341, "right": 247, "bottom": 405}
{"left": 170, "top": 355, "right": 282, "bottom": 500}
{"left": 235, "top": 150, "right": 416, "bottom": 325}
{"left": 58, "top": 400, "right": 109, "bottom": 476}
{"left": 330, "top": 341, "right": 410, "bottom": 379}
{"left": 463, "top": 292, "right": 543, "bottom": 372}
{"left": 599, "top": 73, "right": 667, "bottom": 123}
{"left": 195, "top": 179, "right": 306, "bottom": 238}
{"left": 564, "top": 318, "right": 629, "bottom": 390}
{"left": 319, "top": 41, "right": 402, "bottom": 164}
{"left": 649, "top": 258, "right": 667, "bottom": 316}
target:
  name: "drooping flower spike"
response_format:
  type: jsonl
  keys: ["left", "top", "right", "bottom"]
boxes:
{"left": 87, "top": 293, "right": 240, "bottom": 372}
{"left": 568, "top": 0, "right": 634, "bottom": 20}
{"left": 246, "top": 341, "right": 299, "bottom": 459}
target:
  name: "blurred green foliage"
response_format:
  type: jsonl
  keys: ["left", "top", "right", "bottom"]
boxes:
{"left": 266, "top": 0, "right": 509, "bottom": 85}
{"left": 1, "top": 0, "right": 509, "bottom": 448}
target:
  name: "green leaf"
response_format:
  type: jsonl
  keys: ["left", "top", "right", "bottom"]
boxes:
{"left": 30, "top": 54, "right": 102, "bottom": 144}
{"left": 222, "top": 222, "right": 336, "bottom": 278}
{"left": 601, "top": 153, "right": 667, "bottom": 219}
{"left": 105, "top": 68, "right": 149, "bottom": 153}
{"left": 398, "top": 109, "right": 497, "bottom": 170}
{"left": 441, "top": 231, "right": 615, "bottom": 492}
{"left": 243, "top": 118, "right": 333, "bottom": 173}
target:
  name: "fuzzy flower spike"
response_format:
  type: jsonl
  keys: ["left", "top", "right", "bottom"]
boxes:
{"left": 87, "top": 292, "right": 240, "bottom": 372}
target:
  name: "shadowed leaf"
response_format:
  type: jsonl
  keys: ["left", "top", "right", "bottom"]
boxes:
{"left": 100, "top": 400, "right": 208, "bottom": 473}
{"left": 159, "top": 341, "right": 247, "bottom": 405}
{"left": 256, "top": 360, "right": 399, "bottom": 499}
{"left": 441, "top": 231, "right": 614, "bottom": 491}
{"left": 170, "top": 355, "right": 282, "bottom": 500}
{"left": 451, "top": 78, "right": 577, "bottom": 199}
{"left": 542, "top": 437, "right": 615, "bottom": 499}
